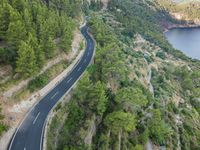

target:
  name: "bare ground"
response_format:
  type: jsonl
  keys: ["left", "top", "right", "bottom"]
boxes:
{"left": 0, "top": 29, "right": 84, "bottom": 150}
{"left": 101, "top": 0, "right": 109, "bottom": 10}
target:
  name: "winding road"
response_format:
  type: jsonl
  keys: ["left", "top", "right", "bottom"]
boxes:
{"left": 8, "top": 24, "right": 95, "bottom": 150}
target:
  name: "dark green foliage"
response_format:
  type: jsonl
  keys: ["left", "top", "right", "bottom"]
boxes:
{"left": 174, "top": 66, "right": 200, "bottom": 92}
{"left": 59, "top": 21, "right": 75, "bottom": 53}
{"left": 148, "top": 109, "right": 172, "bottom": 145}
{"left": 108, "top": 0, "right": 189, "bottom": 60}
{"left": 0, "top": 0, "right": 79, "bottom": 76}
{"left": 104, "top": 111, "right": 136, "bottom": 134}
{"left": 28, "top": 74, "right": 49, "bottom": 92}
{"left": 95, "top": 43, "right": 127, "bottom": 83}
{"left": 57, "top": 101, "right": 85, "bottom": 149}
{"left": 42, "top": 37, "right": 56, "bottom": 59}
{"left": 54, "top": 73, "right": 108, "bottom": 149}
{"left": 0, "top": 123, "right": 7, "bottom": 136}
{"left": 0, "top": 106, "right": 7, "bottom": 136}
{"left": 115, "top": 87, "right": 148, "bottom": 113}
{"left": 16, "top": 40, "right": 38, "bottom": 77}
{"left": 156, "top": 51, "right": 166, "bottom": 59}
{"left": 0, "top": 47, "right": 16, "bottom": 64}
{"left": 47, "top": 1, "right": 200, "bottom": 150}
{"left": 138, "top": 128, "right": 149, "bottom": 144}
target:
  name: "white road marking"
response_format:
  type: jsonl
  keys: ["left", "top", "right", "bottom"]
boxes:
{"left": 9, "top": 25, "right": 94, "bottom": 150}
{"left": 24, "top": 147, "right": 26, "bottom": 150}
{"left": 40, "top": 118, "right": 47, "bottom": 150}
{"left": 87, "top": 52, "right": 90, "bottom": 56}
{"left": 84, "top": 59, "right": 87, "bottom": 63}
{"left": 67, "top": 77, "right": 73, "bottom": 83}
{"left": 33, "top": 112, "right": 40, "bottom": 124}
{"left": 51, "top": 91, "right": 59, "bottom": 99}
{"left": 78, "top": 67, "right": 82, "bottom": 72}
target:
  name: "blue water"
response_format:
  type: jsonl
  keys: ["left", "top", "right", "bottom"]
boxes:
{"left": 165, "top": 27, "right": 200, "bottom": 60}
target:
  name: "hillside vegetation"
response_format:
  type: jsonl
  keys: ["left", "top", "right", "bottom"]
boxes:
{"left": 0, "top": 0, "right": 82, "bottom": 136}
{"left": 0, "top": 0, "right": 82, "bottom": 77}
{"left": 156, "top": 0, "right": 200, "bottom": 23}
{"left": 47, "top": 0, "right": 200, "bottom": 150}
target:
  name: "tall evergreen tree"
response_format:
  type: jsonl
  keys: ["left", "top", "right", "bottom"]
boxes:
{"left": 27, "top": 33, "right": 45, "bottom": 67}
{"left": 0, "top": 2, "right": 11, "bottom": 38}
{"left": 16, "top": 41, "right": 38, "bottom": 77}
{"left": 10, "top": 0, "right": 26, "bottom": 13}
{"left": 6, "top": 7, "right": 26, "bottom": 46}
{"left": 43, "top": 36, "right": 56, "bottom": 59}
{"left": 23, "top": 8, "right": 35, "bottom": 34}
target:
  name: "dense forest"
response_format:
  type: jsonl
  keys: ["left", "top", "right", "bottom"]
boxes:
{"left": 0, "top": 0, "right": 82, "bottom": 136}
{"left": 0, "top": 0, "right": 81, "bottom": 77}
{"left": 0, "top": 0, "right": 199, "bottom": 149}
{"left": 47, "top": 0, "right": 200, "bottom": 150}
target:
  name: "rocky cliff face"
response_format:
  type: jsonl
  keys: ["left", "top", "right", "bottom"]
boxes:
{"left": 156, "top": 0, "right": 200, "bottom": 26}
{"left": 171, "top": 12, "right": 200, "bottom": 24}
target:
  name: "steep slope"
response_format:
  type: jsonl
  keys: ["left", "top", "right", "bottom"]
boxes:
{"left": 156, "top": 0, "right": 200, "bottom": 24}
{"left": 47, "top": 0, "right": 200, "bottom": 150}
{"left": 0, "top": 0, "right": 83, "bottom": 139}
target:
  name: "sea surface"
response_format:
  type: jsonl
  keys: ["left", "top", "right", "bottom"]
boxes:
{"left": 165, "top": 27, "right": 200, "bottom": 60}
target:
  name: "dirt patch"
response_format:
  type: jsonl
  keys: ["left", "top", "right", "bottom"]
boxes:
{"left": 101, "top": 0, "right": 109, "bottom": 10}
{"left": 0, "top": 65, "right": 12, "bottom": 84}
{"left": 2, "top": 29, "right": 83, "bottom": 100}
{"left": 84, "top": 115, "right": 96, "bottom": 146}
{"left": 172, "top": 94, "right": 184, "bottom": 106}
{"left": 0, "top": 29, "right": 84, "bottom": 150}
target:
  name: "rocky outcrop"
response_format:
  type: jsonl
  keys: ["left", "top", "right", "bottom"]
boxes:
{"left": 84, "top": 115, "right": 96, "bottom": 146}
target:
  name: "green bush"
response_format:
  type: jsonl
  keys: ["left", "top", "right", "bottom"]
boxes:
{"left": 28, "top": 74, "right": 49, "bottom": 92}
{"left": 0, "top": 124, "right": 7, "bottom": 136}
{"left": 156, "top": 51, "right": 166, "bottom": 59}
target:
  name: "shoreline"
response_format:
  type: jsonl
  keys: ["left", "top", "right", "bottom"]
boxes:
{"left": 163, "top": 22, "right": 200, "bottom": 61}
{"left": 163, "top": 23, "right": 200, "bottom": 33}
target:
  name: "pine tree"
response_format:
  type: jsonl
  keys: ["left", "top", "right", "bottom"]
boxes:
{"left": 27, "top": 33, "right": 45, "bottom": 68}
{"left": 104, "top": 111, "right": 136, "bottom": 134}
{"left": 115, "top": 87, "right": 148, "bottom": 112}
{"left": 23, "top": 8, "right": 35, "bottom": 34}
{"left": 10, "top": 0, "right": 26, "bottom": 13}
{"left": 60, "top": 30, "right": 72, "bottom": 52}
{"left": 6, "top": 7, "right": 26, "bottom": 46}
{"left": 43, "top": 37, "right": 56, "bottom": 59}
{"left": 16, "top": 41, "right": 38, "bottom": 77}
{"left": 89, "top": 81, "right": 108, "bottom": 116}
{"left": 0, "top": 2, "right": 11, "bottom": 38}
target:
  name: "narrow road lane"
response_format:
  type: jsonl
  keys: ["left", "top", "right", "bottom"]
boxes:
{"left": 8, "top": 24, "right": 95, "bottom": 150}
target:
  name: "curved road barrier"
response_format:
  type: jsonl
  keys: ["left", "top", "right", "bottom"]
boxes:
{"left": 8, "top": 24, "right": 95, "bottom": 150}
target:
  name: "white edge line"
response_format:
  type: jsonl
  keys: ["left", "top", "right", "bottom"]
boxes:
{"left": 8, "top": 99, "right": 39, "bottom": 150}
{"left": 42, "top": 25, "right": 96, "bottom": 150}
{"left": 33, "top": 112, "right": 40, "bottom": 124}
{"left": 41, "top": 64, "right": 88, "bottom": 150}
{"left": 9, "top": 24, "right": 96, "bottom": 150}
{"left": 40, "top": 117, "right": 47, "bottom": 150}
{"left": 8, "top": 29, "right": 87, "bottom": 150}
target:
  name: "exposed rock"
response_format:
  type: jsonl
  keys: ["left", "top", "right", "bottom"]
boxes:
{"left": 84, "top": 115, "right": 96, "bottom": 146}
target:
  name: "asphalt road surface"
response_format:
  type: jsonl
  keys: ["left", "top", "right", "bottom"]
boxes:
{"left": 8, "top": 24, "right": 95, "bottom": 150}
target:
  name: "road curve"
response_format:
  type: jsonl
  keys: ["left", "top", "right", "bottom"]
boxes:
{"left": 8, "top": 24, "right": 95, "bottom": 150}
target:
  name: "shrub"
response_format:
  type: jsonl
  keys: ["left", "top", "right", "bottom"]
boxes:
{"left": 156, "top": 51, "right": 166, "bottom": 59}
{"left": 28, "top": 74, "right": 49, "bottom": 92}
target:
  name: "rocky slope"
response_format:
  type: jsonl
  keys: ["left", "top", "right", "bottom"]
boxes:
{"left": 47, "top": 0, "right": 200, "bottom": 150}
{"left": 156, "top": 0, "right": 200, "bottom": 25}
